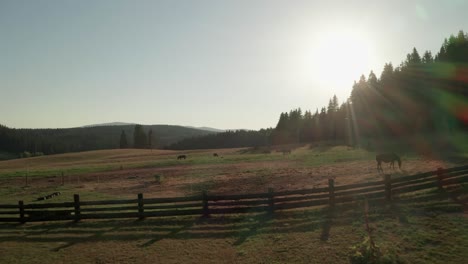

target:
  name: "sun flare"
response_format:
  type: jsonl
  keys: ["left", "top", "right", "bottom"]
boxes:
{"left": 310, "top": 29, "right": 375, "bottom": 89}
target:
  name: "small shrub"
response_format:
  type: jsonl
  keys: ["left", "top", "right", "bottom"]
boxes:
{"left": 154, "top": 174, "right": 163, "bottom": 183}
{"left": 350, "top": 236, "right": 383, "bottom": 264}
{"left": 350, "top": 239, "right": 403, "bottom": 264}
{"left": 20, "top": 151, "right": 31, "bottom": 158}
{"left": 349, "top": 200, "right": 403, "bottom": 264}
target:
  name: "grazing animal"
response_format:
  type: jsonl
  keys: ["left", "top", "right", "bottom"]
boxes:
{"left": 213, "top": 153, "right": 219, "bottom": 157}
{"left": 376, "top": 153, "right": 401, "bottom": 172}
{"left": 177, "top": 155, "right": 187, "bottom": 160}
{"left": 36, "top": 192, "right": 61, "bottom": 201}
{"left": 282, "top": 149, "right": 291, "bottom": 155}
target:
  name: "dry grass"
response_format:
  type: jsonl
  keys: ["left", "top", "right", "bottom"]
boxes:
{"left": 0, "top": 145, "right": 467, "bottom": 263}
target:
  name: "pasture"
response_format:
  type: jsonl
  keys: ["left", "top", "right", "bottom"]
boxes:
{"left": 0, "top": 145, "right": 467, "bottom": 263}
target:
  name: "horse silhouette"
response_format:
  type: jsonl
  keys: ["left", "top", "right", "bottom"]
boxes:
{"left": 376, "top": 153, "right": 401, "bottom": 172}
{"left": 177, "top": 155, "right": 187, "bottom": 160}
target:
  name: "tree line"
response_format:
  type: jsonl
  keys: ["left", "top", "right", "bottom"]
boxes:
{"left": 2, "top": 31, "right": 467, "bottom": 155}
{"left": 166, "top": 30, "right": 468, "bottom": 150}
{"left": 0, "top": 124, "right": 214, "bottom": 158}
{"left": 273, "top": 30, "right": 468, "bottom": 146}
{"left": 119, "top": 125, "right": 154, "bottom": 149}
{"left": 166, "top": 129, "right": 273, "bottom": 150}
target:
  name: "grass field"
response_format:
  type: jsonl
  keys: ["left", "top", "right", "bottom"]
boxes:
{"left": 0, "top": 145, "right": 467, "bottom": 263}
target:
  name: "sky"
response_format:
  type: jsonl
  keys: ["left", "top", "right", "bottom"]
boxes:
{"left": 1, "top": 0, "right": 467, "bottom": 130}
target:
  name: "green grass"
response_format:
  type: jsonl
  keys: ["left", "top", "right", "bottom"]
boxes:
{"left": 3, "top": 134, "right": 467, "bottom": 180}
{"left": 0, "top": 149, "right": 292, "bottom": 179}
{"left": 0, "top": 200, "right": 466, "bottom": 263}
{"left": 0, "top": 145, "right": 467, "bottom": 263}
{"left": 3, "top": 142, "right": 460, "bottom": 179}
{"left": 301, "top": 146, "right": 374, "bottom": 167}
{"left": 0, "top": 184, "right": 123, "bottom": 204}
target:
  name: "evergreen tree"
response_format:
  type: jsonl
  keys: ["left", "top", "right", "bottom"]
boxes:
{"left": 148, "top": 129, "right": 153, "bottom": 149}
{"left": 133, "top": 125, "right": 147, "bottom": 148}
{"left": 119, "top": 130, "right": 128, "bottom": 149}
{"left": 422, "top": 51, "right": 433, "bottom": 63}
{"left": 275, "top": 112, "right": 289, "bottom": 131}
{"left": 367, "top": 71, "right": 378, "bottom": 89}
{"left": 404, "top": 47, "right": 421, "bottom": 66}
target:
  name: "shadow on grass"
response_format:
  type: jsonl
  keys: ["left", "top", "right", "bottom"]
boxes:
{"left": 0, "top": 197, "right": 463, "bottom": 252}
{"left": 320, "top": 207, "right": 334, "bottom": 241}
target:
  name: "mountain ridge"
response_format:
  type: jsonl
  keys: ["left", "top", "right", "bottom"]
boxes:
{"left": 84, "top": 122, "right": 226, "bottom": 133}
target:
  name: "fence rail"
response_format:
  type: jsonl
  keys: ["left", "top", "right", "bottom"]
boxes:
{"left": 1, "top": 165, "right": 467, "bottom": 223}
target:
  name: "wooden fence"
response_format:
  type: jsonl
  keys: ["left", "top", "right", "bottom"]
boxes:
{"left": 1, "top": 165, "right": 467, "bottom": 223}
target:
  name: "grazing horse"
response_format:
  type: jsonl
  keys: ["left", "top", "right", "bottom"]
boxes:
{"left": 177, "top": 155, "right": 187, "bottom": 160}
{"left": 36, "top": 192, "right": 61, "bottom": 201}
{"left": 376, "top": 153, "right": 401, "bottom": 172}
{"left": 213, "top": 153, "right": 219, "bottom": 157}
{"left": 282, "top": 149, "right": 292, "bottom": 155}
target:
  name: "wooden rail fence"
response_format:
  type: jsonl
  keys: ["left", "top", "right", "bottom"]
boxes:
{"left": 1, "top": 165, "right": 467, "bottom": 223}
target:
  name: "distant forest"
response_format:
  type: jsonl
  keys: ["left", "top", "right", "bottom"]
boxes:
{"left": 167, "top": 129, "right": 273, "bottom": 150}
{"left": 167, "top": 30, "right": 468, "bottom": 150}
{"left": 1, "top": 31, "right": 467, "bottom": 157}
{"left": 0, "top": 124, "right": 214, "bottom": 159}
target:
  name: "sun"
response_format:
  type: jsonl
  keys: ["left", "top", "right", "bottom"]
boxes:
{"left": 310, "top": 29, "right": 375, "bottom": 89}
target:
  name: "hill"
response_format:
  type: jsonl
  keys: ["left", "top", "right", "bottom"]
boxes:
{"left": 0, "top": 124, "right": 216, "bottom": 159}
{"left": 82, "top": 122, "right": 135, "bottom": 127}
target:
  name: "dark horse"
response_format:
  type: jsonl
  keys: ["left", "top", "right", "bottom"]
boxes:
{"left": 376, "top": 153, "right": 401, "bottom": 172}
{"left": 177, "top": 155, "right": 187, "bottom": 160}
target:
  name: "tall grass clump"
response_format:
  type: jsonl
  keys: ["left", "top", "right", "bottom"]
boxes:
{"left": 349, "top": 200, "right": 403, "bottom": 264}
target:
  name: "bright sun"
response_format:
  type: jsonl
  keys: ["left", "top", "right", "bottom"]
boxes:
{"left": 310, "top": 29, "right": 375, "bottom": 89}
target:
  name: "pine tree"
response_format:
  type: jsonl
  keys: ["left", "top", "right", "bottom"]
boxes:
{"left": 368, "top": 71, "right": 378, "bottom": 89}
{"left": 422, "top": 51, "right": 433, "bottom": 63}
{"left": 133, "top": 125, "right": 147, "bottom": 148}
{"left": 148, "top": 129, "right": 153, "bottom": 149}
{"left": 119, "top": 130, "right": 128, "bottom": 149}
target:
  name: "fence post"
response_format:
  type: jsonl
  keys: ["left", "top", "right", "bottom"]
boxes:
{"left": 268, "top": 188, "right": 275, "bottom": 214}
{"left": 437, "top": 167, "right": 445, "bottom": 191}
{"left": 202, "top": 191, "right": 210, "bottom": 218}
{"left": 61, "top": 172, "right": 64, "bottom": 186}
{"left": 328, "top": 179, "right": 335, "bottom": 207}
{"left": 138, "top": 193, "right": 144, "bottom": 220}
{"left": 73, "top": 194, "right": 81, "bottom": 222}
{"left": 19, "top": 200, "right": 25, "bottom": 224}
{"left": 384, "top": 174, "right": 392, "bottom": 202}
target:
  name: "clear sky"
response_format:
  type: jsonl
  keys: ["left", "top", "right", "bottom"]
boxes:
{"left": 1, "top": 0, "right": 467, "bottom": 130}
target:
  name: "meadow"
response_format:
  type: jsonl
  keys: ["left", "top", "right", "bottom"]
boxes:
{"left": 0, "top": 145, "right": 467, "bottom": 263}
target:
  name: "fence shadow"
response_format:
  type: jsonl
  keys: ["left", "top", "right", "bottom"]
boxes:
{"left": 2, "top": 200, "right": 458, "bottom": 252}
{"left": 0, "top": 205, "right": 359, "bottom": 251}
{"left": 1, "top": 165, "right": 467, "bottom": 252}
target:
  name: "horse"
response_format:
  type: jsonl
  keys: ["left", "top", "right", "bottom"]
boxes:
{"left": 177, "top": 155, "right": 187, "bottom": 160}
{"left": 376, "top": 153, "right": 401, "bottom": 172}
{"left": 282, "top": 149, "right": 291, "bottom": 155}
{"left": 213, "top": 153, "right": 219, "bottom": 157}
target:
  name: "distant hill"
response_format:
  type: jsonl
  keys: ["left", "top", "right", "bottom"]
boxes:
{"left": 184, "top": 126, "right": 225, "bottom": 133}
{"left": 82, "top": 122, "right": 135, "bottom": 127}
{"left": 83, "top": 123, "right": 225, "bottom": 133}
{"left": 0, "top": 124, "right": 217, "bottom": 158}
